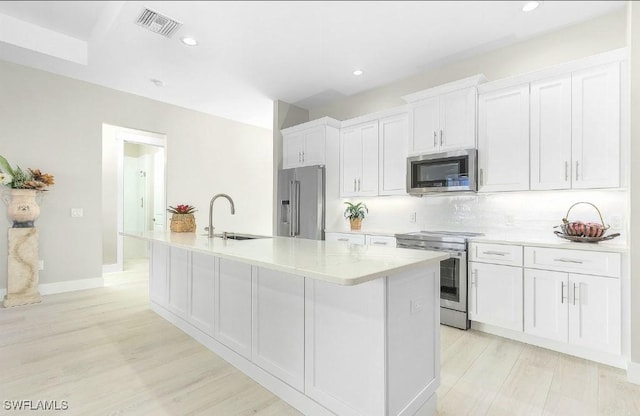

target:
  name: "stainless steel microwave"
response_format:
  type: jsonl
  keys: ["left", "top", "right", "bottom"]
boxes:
{"left": 407, "top": 149, "right": 477, "bottom": 195}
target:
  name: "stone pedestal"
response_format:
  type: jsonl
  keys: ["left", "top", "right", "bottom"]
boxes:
{"left": 4, "top": 227, "right": 41, "bottom": 307}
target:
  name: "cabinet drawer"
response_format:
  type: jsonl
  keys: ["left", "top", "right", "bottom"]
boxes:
{"left": 325, "top": 233, "right": 365, "bottom": 246}
{"left": 524, "top": 247, "right": 620, "bottom": 278}
{"left": 469, "top": 242, "right": 523, "bottom": 266}
{"left": 365, "top": 235, "right": 396, "bottom": 247}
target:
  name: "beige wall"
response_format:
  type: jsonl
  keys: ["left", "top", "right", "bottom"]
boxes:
{"left": 309, "top": 10, "right": 627, "bottom": 121}
{"left": 627, "top": 1, "right": 640, "bottom": 366}
{"left": 0, "top": 59, "right": 272, "bottom": 288}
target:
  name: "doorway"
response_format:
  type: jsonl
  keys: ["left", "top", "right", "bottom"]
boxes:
{"left": 102, "top": 124, "right": 166, "bottom": 274}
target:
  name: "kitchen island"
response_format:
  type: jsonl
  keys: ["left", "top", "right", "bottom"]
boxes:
{"left": 124, "top": 231, "right": 447, "bottom": 416}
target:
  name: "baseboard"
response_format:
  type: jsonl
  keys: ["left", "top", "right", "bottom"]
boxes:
{"left": 0, "top": 277, "right": 104, "bottom": 299}
{"left": 628, "top": 361, "right": 640, "bottom": 385}
{"left": 102, "top": 263, "right": 122, "bottom": 274}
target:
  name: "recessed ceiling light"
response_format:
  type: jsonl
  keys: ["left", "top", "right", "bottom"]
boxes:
{"left": 181, "top": 36, "right": 198, "bottom": 46}
{"left": 353, "top": 69, "right": 364, "bottom": 76}
{"left": 150, "top": 78, "right": 164, "bottom": 87}
{"left": 522, "top": 1, "right": 540, "bottom": 12}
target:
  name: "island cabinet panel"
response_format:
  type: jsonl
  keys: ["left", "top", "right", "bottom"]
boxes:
{"left": 189, "top": 252, "right": 215, "bottom": 335}
{"left": 387, "top": 265, "right": 440, "bottom": 416}
{"left": 214, "top": 258, "right": 253, "bottom": 360}
{"left": 305, "top": 278, "right": 386, "bottom": 416}
{"left": 150, "top": 242, "right": 169, "bottom": 306}
{"left": 252, "top": 268, "right": 304, "bottom": 391}
{"left": 168, "top": 247, "right": 189, "bottom": 319}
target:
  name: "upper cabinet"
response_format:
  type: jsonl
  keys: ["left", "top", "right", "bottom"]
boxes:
{"left": 479, "top": 51, "right": 623, "bottom": 193}
{"left": 478, "top": 84, "right": 531, "bottom": 192}
{"left": 282, "top": 117, "right": 340, "bottom": 169}
{"left": 378, "top": 112, "right": 408, "bottom": 195}
{"left": 403, "top": 75, "right": 486, "bottom": 155}
{"left": 530, "top": 62, "right": 620, "bottom": 190}
{"left": 340, "top": 120, "right": 379, "bottom": 197}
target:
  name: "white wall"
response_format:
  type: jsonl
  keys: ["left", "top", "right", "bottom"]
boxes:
{"left": 0, "top": 59, "right": 272, "bottom": 289}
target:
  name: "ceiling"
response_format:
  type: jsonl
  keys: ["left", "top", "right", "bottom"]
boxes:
{"left": 0, "top": 1, "right": 626, "bottom": 129}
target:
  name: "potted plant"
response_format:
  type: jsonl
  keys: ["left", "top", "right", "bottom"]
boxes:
{"left": 0, "top": 155, "right": 55, "bottom": 228}
{"left": 168, "top": 204, "right": 197, "bottom": 233}
{"left": 344, "top": 202, "right": 368, "bottom": 231}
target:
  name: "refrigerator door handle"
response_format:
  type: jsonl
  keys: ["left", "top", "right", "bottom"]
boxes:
{"left": 293, "top": 180, "right": 301, "bottom": 236}
{"left": 289, "top": 181, "right": 295, "bottom": 237}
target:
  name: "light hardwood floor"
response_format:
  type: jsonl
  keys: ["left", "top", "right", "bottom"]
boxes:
{"left": 1, "top": 261, "right": 638, "bottom": 416}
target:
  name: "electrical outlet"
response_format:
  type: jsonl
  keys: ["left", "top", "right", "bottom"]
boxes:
{"left": 71, "top": 208, "right": 83, "bottom": 218}
{"left": 38, "top": 260, "right": 44, "bottom": 270}
{"left": 409, "top": 212, "right": 417, "bottom": 223}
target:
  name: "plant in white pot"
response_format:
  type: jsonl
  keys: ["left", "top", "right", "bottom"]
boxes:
{"left": 344, "top": 202, "right": 368, "bottom": 231}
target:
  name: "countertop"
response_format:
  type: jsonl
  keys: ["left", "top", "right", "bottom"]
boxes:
{"left": 123, "top": 231, "right": 448, "bottom": 286}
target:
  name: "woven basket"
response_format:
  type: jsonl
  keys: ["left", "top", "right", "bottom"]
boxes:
{"left": 170, "top": 213, "right": 196, "bottom": 233}
{"left": 349, "top": 218, "right": 362, "bottom": 231}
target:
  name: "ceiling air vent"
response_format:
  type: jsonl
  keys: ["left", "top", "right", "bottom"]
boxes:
{"left": 135, "top": 8, "right": 182, "bottom": 38}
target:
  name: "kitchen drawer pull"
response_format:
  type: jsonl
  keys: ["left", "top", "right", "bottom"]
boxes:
{"left": 573, "top": 282, "right": 580, "bottom": 305}
{"left": 561, "top": 281, "right": 567, "bottom": 304}
{"left": 575, "top": 161, "right": 580, "bottom": 181}
{"left": 482, "top": 251, "right": 509, "bottom": 256}
{"left": 433, "top": 131, "right": 437, "bottom": 147}
{"left": 554, "top": 258, "right": 584, "bottom": 264}
{"left": 564, "top": 161, "right": 569, "bottom": 181}
{"left": 337, "top": 238, "right": 349, "bottom": 242}
{"left": 439, "top": 130, "right": 444, "bottom": 146}
{"left": 372, "top": 241, "right": 388, "bottom": 245}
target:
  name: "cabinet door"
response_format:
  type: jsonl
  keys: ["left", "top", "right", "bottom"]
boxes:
{"left": 305, "top": 277, "right": 385, "bottom": 416}
{"left": 410, "top": 97, "right": 439, "bottom": 154}
{"left": 359, "top": 121, "right": 379, "bottom": 196}
{"left": 524, "top": 269, "right": 568, "bottom": 343}
{"left": 150, "top": 242, "right": 169, "bottom": 306}
{"left": 365, "top": 234, "right": 397, "bottom": 248}
{"left": 168, "top": 247, "right": 189, "bottom": 319}
{"left": 530, "top": 76, "right": 572, "bottom": 190}
{"left": 569, "top": 274, "right": 621, "bottom": 354}
{"left": 440, "top": 87, "right": 476, "bottom": 152}
{"left": 478, "top": 85, "right": 530, "bottom": 192}
{"left": 302, "top": 126, "right": 325, "bottom": 166}
{"left": 379, "top": 114, "right": 408, "bottom": 195}
{"left": 283, "top": 133, "right": 305, "bottom": 169}
{"left": 252, "top": 268, "right": 304, "bottom": 391}
{"left": 469, "top": 262, "right": 523, "bottom": 331}
{"left": 571, "top": 62, "right": 620, "bottom": 189}
{"left": 214, "top": 258, "right": 253, "bottom": 359}
{"left": 189, "top": 252, "right": 215, "bottom": 335}
{"left": 325, "top": 232, "right": 366, "bottom": 245}
{"left": 340, "top": 127, "right": 362, "bottom": 197}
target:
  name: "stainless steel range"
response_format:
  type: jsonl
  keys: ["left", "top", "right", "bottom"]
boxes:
{"left": 395, "top": 230, "right": 483, "bottom": 330}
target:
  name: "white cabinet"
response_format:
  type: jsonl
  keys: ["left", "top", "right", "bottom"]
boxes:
{"left": 468, "top": 261, "right": 523, "bottom": 331}
{"left": 530, "top": 76, "right": 573, "bottom": 190}
{"left": 478, "top": 84, "right": 530, "bottom": 192}
{"left": 378, "top": 113, "right": 408, "bottom": 195}
{"left": 571, "top": 62, "right": 620, "bottom": 189}
{"left": 530, "top": 62, "right": 620, "bottom": 190}
{"left": 189, "top": 252, "right": 215, "bottom": 335}
{"left": 214, "top": 258, "right": 253, "bottom": 359}
{"left": 365, "top": 234, "right": 397, "bottom": 247}
{"left": 340, "top": 121, "right": 379, "bottom": 197}
{"left": 325, "top": 232, "right": 366, "bottom": 245}
{"left": 524, "top": 268, "right": 621, "bottom": 355}
{"left": 282, "top": 117, "right": 340, "bottom": 169}
{"left": 168, "top": 247, "right": 189, "bottom": 319}
{"left": 252, "top": 268, "right": 304, "bottom": 391}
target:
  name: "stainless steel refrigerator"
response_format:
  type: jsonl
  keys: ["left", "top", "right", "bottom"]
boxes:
{"left": 277, "top": 166, "right": 325, "bottom": 240}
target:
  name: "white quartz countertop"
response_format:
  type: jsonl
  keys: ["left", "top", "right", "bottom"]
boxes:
{"left": 123, "top": 231, "right": 448, "bottom": 286}
{"left": 470, "top": 233, "right": 628, "bottom": 253}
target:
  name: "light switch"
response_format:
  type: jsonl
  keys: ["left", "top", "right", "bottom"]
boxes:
{"left": 71, "top": 208, "right": 83, "bottom": 218}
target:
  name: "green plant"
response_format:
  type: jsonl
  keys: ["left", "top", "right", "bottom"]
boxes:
{"left": 0, "top": 155, "right": 55, "bottom": 190}
{"left": 343, "top": 202, "right": 368, "bottom": 220}
{"left": 167, "top": 204, "right": 197, "bottom": 214}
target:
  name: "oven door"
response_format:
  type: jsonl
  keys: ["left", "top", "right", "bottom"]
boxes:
{"left": 440, "top": 250, "right": 467, "bottom": 313}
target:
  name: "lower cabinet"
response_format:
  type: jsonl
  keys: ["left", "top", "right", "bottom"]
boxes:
{"left": 168, "top": 247, "right": 189, "bottom": 319}
{"left": 468, "top": 261, "right": 523, "bottom": 331}
{"left": 325, "top": 232, "right": 397, "bottom": 247}
{"left": 189, "top": 252, "right": 215, "bottom": 335}
{"left": 252, "top": 268, "right": 304, "bottom": 391}
{"left": 214, "top": 258, "right": 253, "bottom": 359}
{"left": 524, "top": 268, "right": 621, "bottom": 354}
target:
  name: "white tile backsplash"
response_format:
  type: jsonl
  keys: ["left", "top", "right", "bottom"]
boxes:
{"left": 329, "top": 189, "right": 628, "bottom": 243}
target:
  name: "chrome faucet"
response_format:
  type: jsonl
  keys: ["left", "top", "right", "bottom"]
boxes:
{"left": 208, "top": 194, "right": 236, "bottom": 238}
